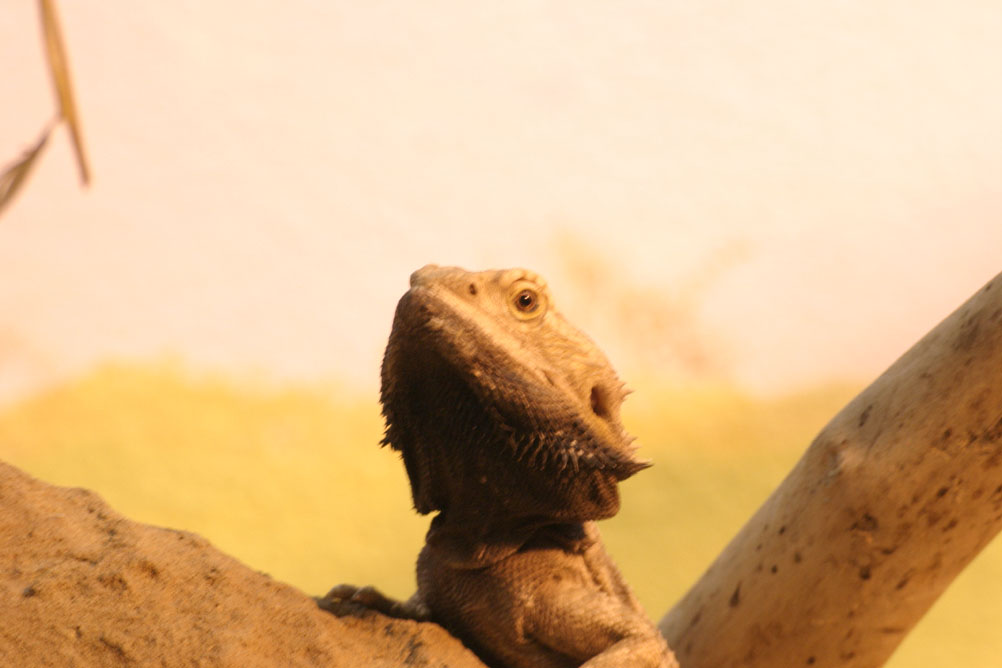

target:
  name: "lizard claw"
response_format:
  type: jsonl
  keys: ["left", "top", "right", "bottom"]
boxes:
{"left": 322, "top": 583, "right": 364, "bottom": 602}
{"left": 317, "top": 584, "right": 421, "bottom": 620}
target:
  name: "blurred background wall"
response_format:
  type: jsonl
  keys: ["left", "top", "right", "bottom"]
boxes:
{"left": 1, "top": 1, "right": 1000, "bottom": 402}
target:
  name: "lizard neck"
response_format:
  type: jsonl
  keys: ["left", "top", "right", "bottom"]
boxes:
{"left": 425, "top": 514, "right": 597, "bottom": 569}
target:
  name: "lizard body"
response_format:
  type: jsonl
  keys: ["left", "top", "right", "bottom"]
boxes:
{"left": 328, "top": 265, "right": 676, "bottom": 668}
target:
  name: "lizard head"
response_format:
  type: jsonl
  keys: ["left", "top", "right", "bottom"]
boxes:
{"left": 380, "top": 265, "right": 651, "bottom": 523}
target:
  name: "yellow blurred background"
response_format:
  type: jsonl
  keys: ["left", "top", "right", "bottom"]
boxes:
{"left": 2, "top": 2, "right": 1001, "bottom": 666}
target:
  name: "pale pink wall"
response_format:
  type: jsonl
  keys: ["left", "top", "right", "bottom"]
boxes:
{"left": 1, "top": 1, "right": 1000, "bottom": 400}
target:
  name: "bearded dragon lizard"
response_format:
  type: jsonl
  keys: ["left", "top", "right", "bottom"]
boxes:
{"left": 323, "top": 265, "right": 677, "bottom": 668}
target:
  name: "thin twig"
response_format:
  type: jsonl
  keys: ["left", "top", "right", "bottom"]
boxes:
{"left": 40, "top": 0, "right": 90, "bottom": 185}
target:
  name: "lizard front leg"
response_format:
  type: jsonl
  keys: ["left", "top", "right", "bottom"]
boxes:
{"left": 525, "top": 578, "right": 678, "bottom": 668}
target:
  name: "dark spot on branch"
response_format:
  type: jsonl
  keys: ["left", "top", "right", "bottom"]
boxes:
{"left": 858, "top": 404, "right": 873, "bottom": 427}
{"left": 99, "top": 636, "right": 127, "bottom": 660}
{"left": 859, "top": 566, "right": 871, "bottom": 580}
{"left": 98, "top": 573, "right": 128, "bottom": 592}
{"left": 139, "top": 560, "right": 159, "bottom": 578}
{"left": 770, "top": 565, "right": 778, "bottom": 574}
{"left": 793, "top": 552, "right": 802, "bottom": 563}
{"left": 729, "top": 583, "right": 741, "bottom": 607}
{"left": 952, "top": 317, "right": 980, "bottom": 351}
{"left": 851, "top": 513, "right": 878, "bottom": 532}
{"left": 984, "top": 417, "right": 1002, "bottom": 444}
{"left": 778, "top": 525, "right": 786, "bottom": 535}
{"left": 936, "top": 486, "right": 949, "bottom": 498}
{"left": 22, "top": 585, "right": 37, "bottom": 598}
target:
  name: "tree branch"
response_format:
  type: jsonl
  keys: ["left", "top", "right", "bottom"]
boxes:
{"left": 660, "top": 272, "right": 1002, "bottom": 667}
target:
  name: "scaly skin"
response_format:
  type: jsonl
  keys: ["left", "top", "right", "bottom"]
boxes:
{"left": 325, "top": 265, "right": 676, "bottom": 668}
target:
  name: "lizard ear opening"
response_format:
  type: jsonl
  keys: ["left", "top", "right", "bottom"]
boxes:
{"left": 589, "top": 385, "right": 611, "bottom": 420}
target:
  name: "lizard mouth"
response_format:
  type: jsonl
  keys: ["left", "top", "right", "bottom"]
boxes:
{"left": 382, "top": 316, "right": 502, "bottom": 446}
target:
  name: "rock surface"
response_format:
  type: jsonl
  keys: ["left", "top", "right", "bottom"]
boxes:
{"left": 0, "top": 460, "right": 484, "bottom": 667}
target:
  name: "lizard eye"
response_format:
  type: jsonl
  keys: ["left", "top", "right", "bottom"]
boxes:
{"left": 515, "top": 289, "right": 538, "bottom": 313}
{"left": 508, "top": 282, "right": 546, "bottom": 320}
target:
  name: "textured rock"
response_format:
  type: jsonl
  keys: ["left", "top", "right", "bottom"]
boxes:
{"left": 0, "top": 460, "right": 484, "bottom": 667}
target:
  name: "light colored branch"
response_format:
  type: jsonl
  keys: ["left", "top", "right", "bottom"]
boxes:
{"left": 40, "top": 0, "right": 90, "bottom": 185}
{"left": 660, "top": 272, "right": 1002, "bottom": 668}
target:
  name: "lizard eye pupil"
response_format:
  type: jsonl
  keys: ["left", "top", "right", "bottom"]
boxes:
{"left": 515, "top": 289, "right": 538, "bottom": 312}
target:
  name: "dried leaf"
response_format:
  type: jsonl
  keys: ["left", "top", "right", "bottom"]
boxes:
{"left": 0, "top": 123, "right": 54, "bottom": 216}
